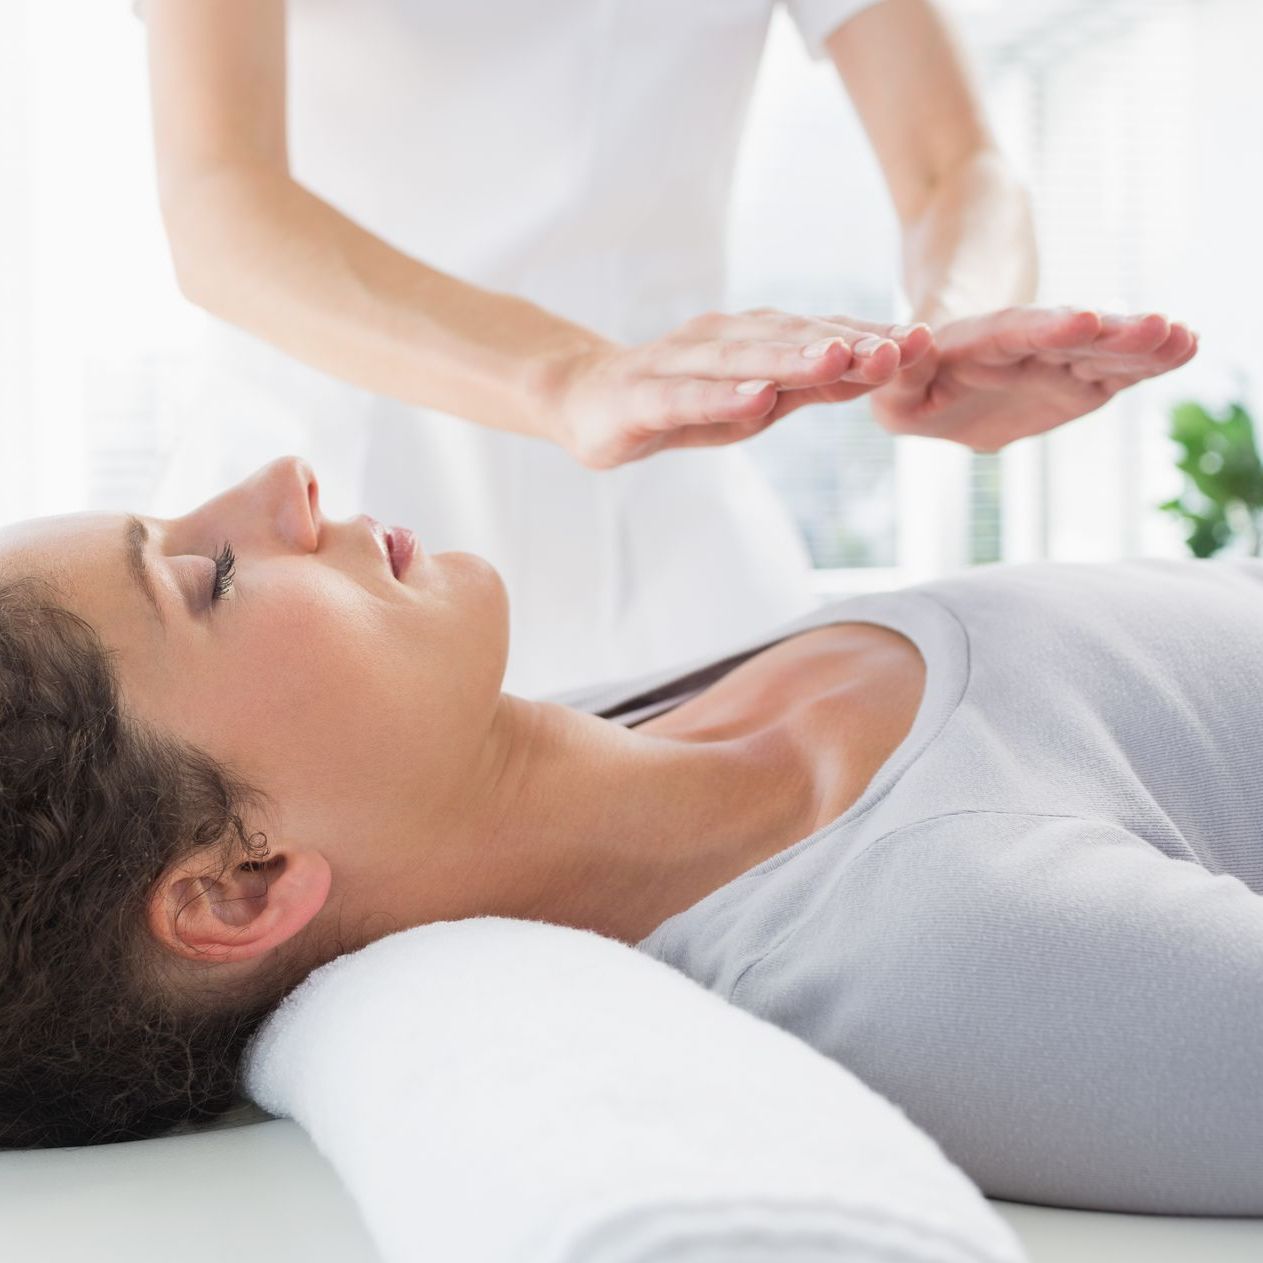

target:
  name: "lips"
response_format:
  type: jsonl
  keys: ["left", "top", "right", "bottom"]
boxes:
{"left": 358, "top": 514, "right": 418, "bottom": 580}
{"left": 386, "top": 526, "right": 417, "bottom": 579}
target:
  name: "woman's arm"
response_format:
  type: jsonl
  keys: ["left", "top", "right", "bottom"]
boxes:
{"left": 822, "top": 0, "right": 1037, "bottom": 326}
{"left": 145, "top": 0, "right": 604, "bottom": 447}
{"left": 144, "top": 0, "right": 927, "bottom": 468}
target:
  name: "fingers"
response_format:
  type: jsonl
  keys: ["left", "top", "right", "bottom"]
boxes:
{"left": 802, "top": 316, "right": 935, "bottom": 377}
{"left": 671, "top": 309, "right": 932, "bottom": 388}
{"left": 1163, "top": 325, "right": 1200, "bottom": 372}
{"left": 1092, "top": 312, "right": 1172, "bottom": 355}
{"left": 634, "top": 345, "right": 916, "bottom": 436}
{"left": 633, "top": 375, "right": 781, "bottom": 434}
{"left": 937, "top": 306, "right": 1202, "bottom": 384}
{"left": 815, "top": 316, "right": 935, "bottom": 370}
{"left": 652, "top": 337, "right": 859, "bottom": 390}
{"left": 841, "top": 335, "right": 903, "bottom": 383}
{"left": 1065, "top": 320, "right": 1198, "bottom": 382}
{"left": 673, "top": 331, "right": 908, "bottom": 387}
{"left": 937, "top": 306, "right": 1104, "bottom": 363}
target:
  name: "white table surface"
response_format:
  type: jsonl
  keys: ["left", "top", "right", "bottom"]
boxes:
{"left": 2, "top": 1114, "right": 1260, "bottom": 1262}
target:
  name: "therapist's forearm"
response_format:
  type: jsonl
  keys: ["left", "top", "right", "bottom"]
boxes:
{"left": 162, "top": 165, "right": 609, "bottom": 445}
{"left": 900, "top": 148, "right": 1038, "bottom": 328}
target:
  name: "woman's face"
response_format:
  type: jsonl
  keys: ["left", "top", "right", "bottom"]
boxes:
{"left": 0, "top": 456, "right": 510, "bottom": 930}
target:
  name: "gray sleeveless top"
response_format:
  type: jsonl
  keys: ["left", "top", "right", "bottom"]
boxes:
{"left": 545, "top": 557, "right": 1263, "bottom": 1214}
{"left": 544, "top": 557, "right": 1263, "bottom": 974}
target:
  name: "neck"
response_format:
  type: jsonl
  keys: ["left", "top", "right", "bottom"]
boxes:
{"left": 399, "top": 692, "right": 818, "bottom": 946}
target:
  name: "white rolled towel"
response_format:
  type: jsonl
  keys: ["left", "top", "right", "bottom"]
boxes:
{"left": 243, "top": 916, "right": 1028, "bottom": 1263}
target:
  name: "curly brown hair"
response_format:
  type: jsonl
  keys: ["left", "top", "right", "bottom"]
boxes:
{"left": 0, "top": 574, "right": 309, "bottom": 1149}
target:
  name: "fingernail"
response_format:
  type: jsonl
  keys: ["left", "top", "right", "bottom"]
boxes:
{"left": 891, "top": 324, "right": 925, "bottom": 339}
{"left": 802, "top": 337, "right": 843, "bottom": 359}
{"left": 854, "top": 336, "right": 890, "bottom": 356}
{"left": 735, "top": 379, "right": 773, "bottom": 395}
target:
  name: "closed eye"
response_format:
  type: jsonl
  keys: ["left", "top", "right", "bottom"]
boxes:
{"left": 210, "top": 542, "right": 236, "bottom": 604}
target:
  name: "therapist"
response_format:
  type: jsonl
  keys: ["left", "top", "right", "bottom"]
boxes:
{"left": 138, "top": 0, "right": 1167, "bottom": 695}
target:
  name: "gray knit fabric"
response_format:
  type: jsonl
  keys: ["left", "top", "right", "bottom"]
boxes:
{"left": 549, "top": 559, "right": 1263, "bottom": 1216}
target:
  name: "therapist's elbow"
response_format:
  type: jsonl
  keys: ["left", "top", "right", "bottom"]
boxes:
{"left": 161, "top": 209, "right": 232, "bottom": 313}
{"left": 165, "top": 239, "right": 218, "bottom": 312}
{"left": 157, "top": 165, "right": 265, "bottom": 313}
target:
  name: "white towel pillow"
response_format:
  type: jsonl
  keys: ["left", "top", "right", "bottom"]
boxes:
{"left": 244, "top": 916, "right": 1028, "bottom": 1263}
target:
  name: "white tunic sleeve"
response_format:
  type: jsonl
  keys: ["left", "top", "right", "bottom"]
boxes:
{"left": 782, "top": 0, "right": 889, "bottom": 61}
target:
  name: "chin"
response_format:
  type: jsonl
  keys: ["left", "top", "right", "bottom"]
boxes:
{"left": 436, "top": 550, "right": 505, "bottom": 601}
{"left": 436, "top": 549, "right": 510, "bottom": 663}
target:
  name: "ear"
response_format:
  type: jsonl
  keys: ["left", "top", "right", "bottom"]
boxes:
{"left": 147, "top": 848, "right": 333, "bottom": 965}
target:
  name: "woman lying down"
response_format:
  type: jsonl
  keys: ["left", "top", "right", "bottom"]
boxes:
{"left": 2, "top": 451, "right": 1261, "bottom": 1213}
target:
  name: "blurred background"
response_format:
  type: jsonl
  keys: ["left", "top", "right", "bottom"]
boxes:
{"left": 2, "top": 0, "right": 1260, "bottom": 593}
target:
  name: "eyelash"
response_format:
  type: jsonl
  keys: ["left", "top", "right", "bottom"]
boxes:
{"left": 210, "top": 542, "right": 236, "bottom": 604}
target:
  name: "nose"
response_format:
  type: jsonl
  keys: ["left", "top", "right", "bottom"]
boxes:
{"left": 255, "top": 455, "right": 321, "bottom": 551}
{"left": 194, "top": 455, "right": 321, "bottom": 554}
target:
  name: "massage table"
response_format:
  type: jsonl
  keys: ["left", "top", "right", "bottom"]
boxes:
{"left": 6, "top": 917, "right": 1260, "bottom": 1261}
{"left": 2, "top": 1102, "right": 1260, "bottom": 1262}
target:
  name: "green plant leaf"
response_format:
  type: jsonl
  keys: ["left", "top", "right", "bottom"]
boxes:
{"left": 1162, "top": 400, "right": 1262, "bottom": 557}
{"left": 1169, "top": 401, "right": 1263, "bottom": 507}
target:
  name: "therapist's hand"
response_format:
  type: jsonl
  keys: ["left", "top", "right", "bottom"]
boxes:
{"left": 868, "top": 306, "right": 1199, "bottom": 451}
{"left": 547, "top": 309, "right": 934, "bottom": 469}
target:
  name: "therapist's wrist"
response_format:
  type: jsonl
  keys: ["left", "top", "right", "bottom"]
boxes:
{"left": 901, "top": 149, "right": 1039, "bottom": 330}
{"left": 524, "top": 330, "right": 620, "bottom": 457}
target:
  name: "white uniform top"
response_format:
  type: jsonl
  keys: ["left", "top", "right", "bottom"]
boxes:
{"left": 146, "top": 0, "right": 885, "bottom": 696}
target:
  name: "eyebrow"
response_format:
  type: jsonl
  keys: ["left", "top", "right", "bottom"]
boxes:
{"left": 125, "top": 515, "right": 167, "bottom": 632}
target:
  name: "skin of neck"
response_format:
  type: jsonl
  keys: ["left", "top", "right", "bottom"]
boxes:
{"left": 338, "top": 692, "right": 816, "bottom": 949}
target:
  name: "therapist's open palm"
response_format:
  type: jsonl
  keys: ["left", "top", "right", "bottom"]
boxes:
{"left": 554, "top": 308, "right": 934, "bottom": 469}
{"left": 867, "top": 306, "right": 1199, "bottom": 451}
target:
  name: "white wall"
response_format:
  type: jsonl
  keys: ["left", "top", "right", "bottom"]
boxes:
{"left": 0, "top": 1, "right": 195, "bottom": 523}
